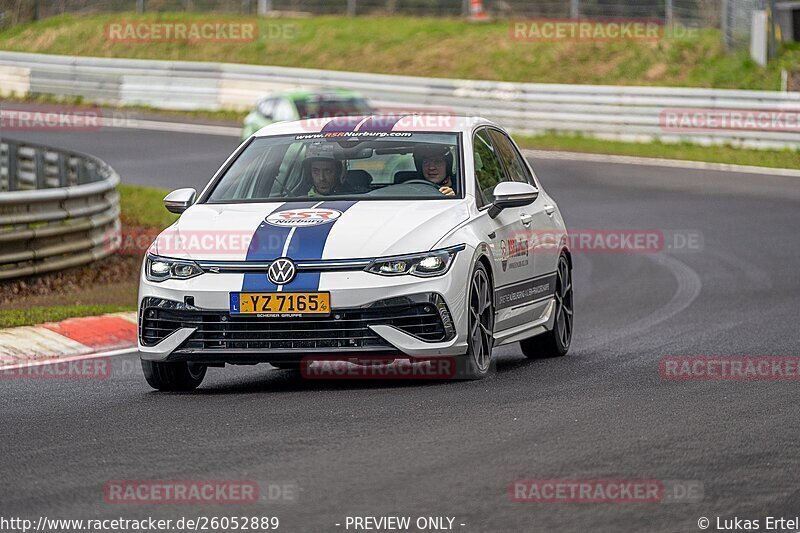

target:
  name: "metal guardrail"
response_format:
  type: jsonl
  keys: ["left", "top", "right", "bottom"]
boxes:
{"left": 0, "top": 138, "right": 121, "bottom": 281}
{"left": 1, "top": 51, "right": 799, "bottom": 149}
{"left": 0, "top": 0, "right": 716, "bottom": 27}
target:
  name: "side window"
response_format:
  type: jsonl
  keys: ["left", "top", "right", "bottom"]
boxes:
{"left": 271, "top": 142, "right": 307, "bottom": 196}
{"left": 257, "top": 98, "right": 276, "bottom": 119}
{"left": 472, "top": 128, "right": 508, "bottom": 208}
{"left": 273, "top": 98, "right": 297, "bottom": 122}
{"left": 488, "top": 129, "right": 535, "bottom": 185}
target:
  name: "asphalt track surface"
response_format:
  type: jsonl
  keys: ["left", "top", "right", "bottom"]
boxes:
{"left": 3, "top": 122, "right": 800, "bottom": 533}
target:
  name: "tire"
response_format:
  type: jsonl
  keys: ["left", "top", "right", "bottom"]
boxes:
{"left": 458, "top": 261, "right": 495, "bottom": 379}
{"left": 520, "top": 253, "right": 573, "bottom": 359}
{"left": 141, "top": 360, "right": 207, "bottom": 391}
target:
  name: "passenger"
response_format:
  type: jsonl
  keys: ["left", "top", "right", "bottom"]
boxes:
{"left": 413, "top": 144, "right": 455, "bottom": 196}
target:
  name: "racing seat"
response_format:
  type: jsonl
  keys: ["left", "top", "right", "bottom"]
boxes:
{"left": 394, "top": 170, "right": 420, "bottom": 184}
{"left": 344, "top": 169, "right": 373, "bottom": 192}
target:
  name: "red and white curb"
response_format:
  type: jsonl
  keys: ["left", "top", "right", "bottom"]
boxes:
{"left": 0, "top": 312, "right": 138, "bottom": 369}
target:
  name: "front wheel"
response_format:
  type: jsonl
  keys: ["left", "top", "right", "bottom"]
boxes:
{"left": 520, "top": 253, "right": 573, "bottom": 359}
{"left": 458, "top": 262, "right": 495, "bottom": 379}
{"left": 141, "top": 360, "right": 207, "bottom": 391}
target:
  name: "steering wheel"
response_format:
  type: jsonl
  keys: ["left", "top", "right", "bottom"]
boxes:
{"left": 401, "top": 179, "right": 448, "bottom": 194}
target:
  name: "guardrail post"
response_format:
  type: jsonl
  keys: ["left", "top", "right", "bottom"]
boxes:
{"left": 665, "top": 0, "right": 674, "bottom": 27}
{"left": 258, "top": 0, "right": 270, "bottom": 15}
{"left": 137, "top": 0, "right": 145, "bottom": 13}
{"left": 34, "top": 149, "right": 45, "bottom": 190}
{"left": 570, "top": 0, "right": 579, "bottom": 18}
{"left": 721, "top": 0, "right": 730, "bottom": 50}
{"left": 77, "top": 161, "right": 88, "bottom": 185}
{"left": 347, "top": 0, "right": 356, "bottom": 17}
{"left": 7, "top": 143, "right": 18, "bottom": 192}
{"left": 57, "top": 153, "right": 68, "bottom": 187}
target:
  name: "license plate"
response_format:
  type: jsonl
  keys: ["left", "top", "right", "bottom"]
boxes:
{"left": 230, "top": 292, "right": 330, "bottom": 316}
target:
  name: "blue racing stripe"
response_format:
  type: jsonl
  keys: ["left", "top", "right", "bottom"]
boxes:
{"left": 282, "top": 200, "right": 358, "bottom": 291}
{"left": 359, "top": 114, "right": 407, "bottom": 132}
{"left": 321, "top": 116, "right": 366, "bottom": 132}
{"left": 241, "top": 201, "right": 317, "bottom": 292}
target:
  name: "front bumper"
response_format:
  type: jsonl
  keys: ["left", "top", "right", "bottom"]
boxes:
{"left": 138, "top": 293, "right": 465, "bottom": 363}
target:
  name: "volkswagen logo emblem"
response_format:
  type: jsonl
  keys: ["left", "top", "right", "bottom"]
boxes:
{"left": 268, "top": 258, "right": 296, "bottom": 285}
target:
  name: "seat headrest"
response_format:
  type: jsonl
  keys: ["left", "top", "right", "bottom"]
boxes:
{"left": 344, "top": 169, "right": 373, "bottom": 188}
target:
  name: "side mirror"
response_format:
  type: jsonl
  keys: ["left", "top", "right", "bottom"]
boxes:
{"left": 163, "top": 188, "right": 196, "bottom": 214}
{"left": 488, "top": 182, "right": 539, "bottom": 219}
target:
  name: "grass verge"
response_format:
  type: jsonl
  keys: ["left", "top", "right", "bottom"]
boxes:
{"left": 0, "top": 13, "right": 798, "bottom": 90}
{"left": 0, "top": 305, "right": 133, "bottom": 329}
{"left": 118, "top": 183, "right": 179, "bottom": 228}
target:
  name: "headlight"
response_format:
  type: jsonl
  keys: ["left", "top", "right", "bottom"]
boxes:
{"left": 365, "top": 245, "right": 465, "bottom": 278}
{"left": 145, "top": 254, "right": 203, "bottom": 282}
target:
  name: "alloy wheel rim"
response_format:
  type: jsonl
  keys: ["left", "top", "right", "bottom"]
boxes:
{"left": 553, "top": 257, "right": 573, "bottom": 349}
{"left": 469, "top": 269, "right": 494, "bottom": 372}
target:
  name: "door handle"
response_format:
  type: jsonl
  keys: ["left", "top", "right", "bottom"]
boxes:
{"left": 544, "top": 204, "right": 555, "bottom": 216}
{"left": 520, "top": 213, "right": 533, "bottom": 226}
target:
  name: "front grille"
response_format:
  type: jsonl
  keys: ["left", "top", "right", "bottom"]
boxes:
{"left": 139, "top": 297, "right": 448, "bottom": 351}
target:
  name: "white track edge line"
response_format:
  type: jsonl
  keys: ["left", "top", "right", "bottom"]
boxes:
{"left": 0, "top": 347, "right": 138, "bottom": 371}
{"left": 521, "top": 149, "right": 800, "bottom": 178}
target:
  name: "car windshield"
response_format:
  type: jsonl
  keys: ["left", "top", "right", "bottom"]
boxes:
{"left": 204, "top": 132, "right": 461, "bottom": 202}
{"left": 294, "top": 97, "right": 372, "bottom": 118}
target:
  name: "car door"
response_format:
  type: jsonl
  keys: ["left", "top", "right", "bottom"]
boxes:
{"left": 488, "top": 128, "right": 560, "bottom": 279}
{"left": 472, "top": 128, "right": 530, "bottom": 332}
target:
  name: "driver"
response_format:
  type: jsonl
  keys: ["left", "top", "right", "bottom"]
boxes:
{"left": 303, "top": 153, "right": 351, "bottom": 197}
{"left": 413, "top": 144, "right": 455, "bottom": 196}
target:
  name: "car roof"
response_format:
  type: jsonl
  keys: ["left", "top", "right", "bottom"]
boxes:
{"left": 269, "top": 88, "right": 366, "bottom": 101}
{"left": 252, "top": 114, "right": 497, "bottom": 136}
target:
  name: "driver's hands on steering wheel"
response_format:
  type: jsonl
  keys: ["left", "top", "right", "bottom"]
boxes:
{"left": 438, "top": 186, "right": 455, "bottom": 196}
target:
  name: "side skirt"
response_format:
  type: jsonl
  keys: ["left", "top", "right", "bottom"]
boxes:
{"left": 493, "top": 298, "right": 556, "bottom": 346}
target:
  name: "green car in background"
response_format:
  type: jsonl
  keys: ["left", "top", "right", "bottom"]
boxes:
{"left": 241, "top": 89, "right": 374, "bottom": 140}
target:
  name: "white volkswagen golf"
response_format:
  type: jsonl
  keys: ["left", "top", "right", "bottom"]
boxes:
{"left": 138, "top": 115, "right": 572, "bottom": 390}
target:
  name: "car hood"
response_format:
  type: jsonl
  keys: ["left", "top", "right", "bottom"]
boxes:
{"left": 150, "top": 200, "right": 470, "bottom": 262}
